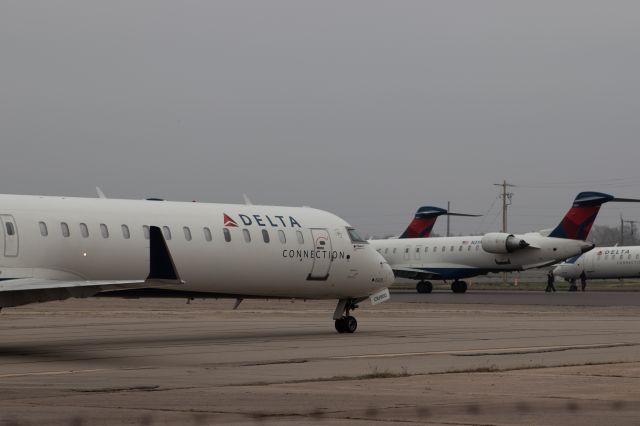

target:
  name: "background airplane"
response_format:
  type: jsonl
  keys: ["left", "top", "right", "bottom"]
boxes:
{"left": 0, "top": 194, "right": 393, "bottom": 333}
{"left": 370, "top": 192, "right": 640, "bottom": 293}
{"left": 554, "top": 246, "right": 640, "bottom": 286}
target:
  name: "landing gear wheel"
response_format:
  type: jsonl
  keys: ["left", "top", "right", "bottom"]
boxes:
{"left": 344, "top": 316, "right": 357, "bottom": 333}
{"left": 333, "top": 299, "right": 360, "bottom": 334}
{"left": 416, "top": 281, "right": 433, "bottom": 294}
{"left": 334, "top": 316, "right": 358, "bottom": 333}
{"left": 451, "top": 280, "right": 468, "bottom": 294}
{"left": 569, "top": 284, "right": 578, "bottom": 292}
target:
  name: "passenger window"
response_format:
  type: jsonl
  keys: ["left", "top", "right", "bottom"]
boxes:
{"left": 121, "top": 224, "right": 130, "bottom": 239}
{"left": 425, "top": 247, "right": 429, "bottom": 252}
{"left": 79, "top": 223, "right": 89, "bottom": 238}
{"left": 405, "top": 248, "right": 409, "bottom": 253}
{"left": 39, "top": 221, "right": 48, "bottom": 237}
{"left": 629, "top": 254, "right": 632, "bottom": 260}
{"left": 100, "top": 224, "right": 109, "bottom": 238}
{"left": 203, "top": 227, "right": 212, "bottom": 242}
{"left": 296, "top": 230, "right": 304, "bottom": 244}
{"left": 392, "top": 248, "right": 397, "bottom": 254}
{"left": 162, "top": 226, "right": 171, "bottom": 240}
{"left": 415, "top": 247, "right": 420, "bottom": 253}
{"left": 434, "top": 247, "right": 438, "bottom": 252}
{"left": 61, "top": 222, "right": 70, "bottom": 237}
{"left": 278, "top": 230, "right": 286, "bottom": 243}
{"left": 468, "top": 245, "right": 471, "bottom": 251}
{"left": 450, "top": 246, "right": 454, "bottom": 252}
{"left": 262, "top": 229, "right": 270, "bottom": 243}
{"left": 442, "top": 246, "right": 446, "bottom": 252}
{"left": 223, "top": 228, "right": 231, "bottom": 242}
{"left": 636, "top": 254, "right": 639, "bottom": 260}
{"left": 184, "top": 226, "right": 192, "bottom": 241}
{"left": 459, "top": 246, "right": 463, "bottom": 251}
{"left": 243, "top": 229, "right": 251, "bottom": 242}
{"left": 5, "top": 222, "right": 15, "bottom": 236}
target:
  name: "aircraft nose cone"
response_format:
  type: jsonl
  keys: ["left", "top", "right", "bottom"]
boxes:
{"left": 581, "top": 243, "right": 596, "bottom": 254}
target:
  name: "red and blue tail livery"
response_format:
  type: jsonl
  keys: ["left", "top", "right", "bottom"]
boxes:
{"left": 400, "top": 206, "right": 447, "bottom": 239}
{"left": 549, "top": 192, "right": 640, "bottom": 240}
{"left": 399, "top": 206, "right": 480, "bottom": 239}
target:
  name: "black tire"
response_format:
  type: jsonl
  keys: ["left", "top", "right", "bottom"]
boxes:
{"left": 344, "top": 316, "right": 358, "bottom": 333}
{"left": 459, "top": 281, "right": 468, "bottom": 293}
{"left": 416, "top": 282, "right": 427, "bottom": 293}
{"left": 423, "top": 281, "right": 433, "bottom": 293}
{"left": 335, "top": 318, "right": 346, "bottom": 333}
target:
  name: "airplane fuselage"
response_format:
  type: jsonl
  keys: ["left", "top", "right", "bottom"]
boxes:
{"left": 554, "top": 246, "right": 640, "bottom": 280}
{"left": 370, "top": 233, "right": 593, "bottom": 280}
{"left": 0, "top": 194, "right": 392, "bottom": 301}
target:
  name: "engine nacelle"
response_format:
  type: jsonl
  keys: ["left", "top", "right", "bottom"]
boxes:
{"left": 481, "top": 233, "right": 530, "bottom": 254}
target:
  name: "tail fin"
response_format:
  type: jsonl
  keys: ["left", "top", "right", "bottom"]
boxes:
{"left": 399, "top": 206, "right": 480, "bottom": 239}
{"left": 548, "top": 191, "right": 640, "bottom": 240}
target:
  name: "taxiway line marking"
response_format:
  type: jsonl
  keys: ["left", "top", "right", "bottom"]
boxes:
{"left": 330, "top": 342, "right": 634, "bottom": 359}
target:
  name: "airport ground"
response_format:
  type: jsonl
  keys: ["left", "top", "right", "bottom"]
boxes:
{"left": 1, "top": 292, "right": 640, "bottom": 425}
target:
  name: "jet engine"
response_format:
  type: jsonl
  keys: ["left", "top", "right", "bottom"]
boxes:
{"left": 481, "top": 233, "right": 530, "bottom": 254}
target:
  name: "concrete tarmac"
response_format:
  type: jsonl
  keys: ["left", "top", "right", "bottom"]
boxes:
{"left": 392, "top": 289, "right": 640, "bottom": 306}
{"left": 1, "top": 294, "right": 640, "bottom": 425}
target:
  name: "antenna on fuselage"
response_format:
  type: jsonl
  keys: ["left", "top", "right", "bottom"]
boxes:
{"left": 243, "top": 194, "right": 253, "bottom": 205}
{"left": 96, "top": 187, "right": 107, "bottom": 199}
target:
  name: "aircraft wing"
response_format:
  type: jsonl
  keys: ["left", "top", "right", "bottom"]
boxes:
{"left": 0, "top": 226, "right": 182, "bottom": 308}
{"left": 391, "top": 263, "right": 482, "bottom": 280}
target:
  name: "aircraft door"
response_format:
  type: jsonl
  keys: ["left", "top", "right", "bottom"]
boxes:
{"left": 0, "top": 215, "right": 19, "bottom": 257}
{"left": 307, "top": 228, "right": 332, "bottom": 281}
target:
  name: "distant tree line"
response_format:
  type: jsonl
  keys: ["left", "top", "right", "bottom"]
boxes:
{"left": 589, "top": 224, "right": 640, "bottom": 246}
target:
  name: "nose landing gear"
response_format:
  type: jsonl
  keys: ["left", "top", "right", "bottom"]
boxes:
{"left": 333, "top": 298, "right": 360, "bottom": 333}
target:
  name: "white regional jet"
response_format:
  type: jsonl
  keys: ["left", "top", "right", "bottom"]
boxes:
{"left": 554, "top": 246, "right": 640, "bottom": 284}
{"left": 370, "top": 192, "right": 639, "bottom": 294}
{"left": 0, "top": 194, "right": 394, "bottom": 333}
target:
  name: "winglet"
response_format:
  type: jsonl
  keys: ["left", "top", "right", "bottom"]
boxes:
{"left": 147, "top": 226, "right": 181, "bottom": 282}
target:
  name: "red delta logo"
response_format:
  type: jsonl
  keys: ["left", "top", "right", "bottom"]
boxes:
{"left": 223, "top": 213, "right": 238, "bottom": 227}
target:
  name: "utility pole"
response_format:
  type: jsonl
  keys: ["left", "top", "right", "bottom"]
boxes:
{"left": 446, "top": 201, "right": 451, "bottom": 237}
{"left": 620, "top": 214, "right": 638, "bottom": 245}
{"left": 493, "top": 180, "right": 516, "bottom": 233}
{"left": 493, "top": 180, "right": 516, "bottom": 286}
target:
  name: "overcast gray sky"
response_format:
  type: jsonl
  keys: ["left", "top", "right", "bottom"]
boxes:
{"left": 2, "top": 1, "right": 640, "bottom": 237}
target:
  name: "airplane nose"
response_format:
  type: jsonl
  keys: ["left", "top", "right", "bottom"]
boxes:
{"left": 382, "top": 262, "right": 394, "bottom": 285}
{"left": 581, "top": 242, "right": 596, "bottom": 254}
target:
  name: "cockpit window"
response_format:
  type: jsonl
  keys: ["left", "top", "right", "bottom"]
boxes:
{"left": 346, "top": 227, "right": 368, "bottom": 244}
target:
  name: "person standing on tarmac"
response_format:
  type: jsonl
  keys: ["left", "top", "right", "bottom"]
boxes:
{"left": 546, "top": 270, "right": 556, "bottom": 292}
{"left": 580, "top": 270, "right": 587, "bottom": 292}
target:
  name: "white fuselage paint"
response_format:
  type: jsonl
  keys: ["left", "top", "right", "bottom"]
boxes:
{"left": 370, "top": 233, "right": 594, "bottom": 279}
{"left": 0, "top": 195, "right": 393, "bottom": 299}
{"left": 554, "top": 246, "right": 640, "bottom": 280}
